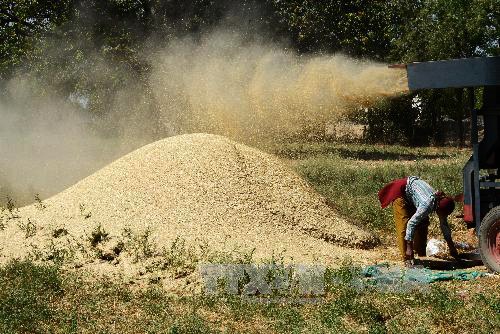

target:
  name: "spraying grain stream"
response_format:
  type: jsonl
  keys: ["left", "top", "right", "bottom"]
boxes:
{"left": 0, "top": 31, "right": 407, "bottom": 205}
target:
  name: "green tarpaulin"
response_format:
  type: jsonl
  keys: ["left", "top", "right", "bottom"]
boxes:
{"left": 362, "top": 263, "right": 485, "bottom": 285}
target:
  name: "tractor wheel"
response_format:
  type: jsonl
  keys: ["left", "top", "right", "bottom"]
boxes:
{"left": 479, "top": 206, "right": 500, "bottom": 273}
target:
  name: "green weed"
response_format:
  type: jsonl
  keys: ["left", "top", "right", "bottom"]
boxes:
{"left": 0, "top": 260, "right": 497, "bottom": 334}
{"left": 17, "top": 218, "right": 37, "bottom": 238}
{"left": 0, "top": 260, "right": 62, "bottom": 333}
{"left": 88, "top": 224, "right": 109, "bottom": 248}
{"left": 122, "top": 227, "right": 157, "bottom": 263}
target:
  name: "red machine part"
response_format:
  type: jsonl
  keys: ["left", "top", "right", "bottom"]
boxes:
{"left": 488, "top": 221, "right": 500, "bottom": 264}
{"left": 463, "top": 204, "right": 474, "bottom": 223}
{"left": 479, "top": 207, "right": 500, "bottom": 273}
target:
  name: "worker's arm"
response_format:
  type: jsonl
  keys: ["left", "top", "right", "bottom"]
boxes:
{"left": 439, "top": 216, "right": 459, "bottom": 258}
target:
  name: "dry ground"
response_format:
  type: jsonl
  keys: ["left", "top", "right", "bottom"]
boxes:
{"left": 0, "top": 137, "right": 498, "bottom": 334}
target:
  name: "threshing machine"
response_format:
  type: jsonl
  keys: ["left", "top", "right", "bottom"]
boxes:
{"left": 393, "top": 56, "right": 500, "bottom": 272}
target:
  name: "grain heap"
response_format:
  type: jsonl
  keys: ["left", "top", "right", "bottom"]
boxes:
{"left": 0, "top": 134, "right": 379, "bottom": 284}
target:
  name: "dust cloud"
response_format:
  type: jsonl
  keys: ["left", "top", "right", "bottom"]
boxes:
{"left": 150, "top": 31, "right": 407, "bottom": 140}
{"left": 0, "top": 78, "right": 128, "bottom": 205}
{"left": 0, "top": 30, "right": 407, "bottom": 205}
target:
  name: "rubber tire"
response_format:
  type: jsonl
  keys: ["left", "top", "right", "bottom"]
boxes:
{"left": 479, "top": 206, "right": 500, "bottom": 273}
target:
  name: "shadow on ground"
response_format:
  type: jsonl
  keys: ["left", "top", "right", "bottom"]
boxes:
{"left": 416, "top": 253, "right": 484, "bottom": 270}
{"left": 335, "top": 148, "right": 451, "bottom": 161}
{"left": 276, "top": 146, "right": 452, "bottom": 161}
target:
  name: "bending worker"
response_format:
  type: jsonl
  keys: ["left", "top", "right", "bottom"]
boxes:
{"left": 378, "top": 176, "right": 458, "bottom": 263}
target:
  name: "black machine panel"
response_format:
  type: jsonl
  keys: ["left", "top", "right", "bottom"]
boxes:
{"left": 407, "top": 56, "right": 500, "bottom": 90}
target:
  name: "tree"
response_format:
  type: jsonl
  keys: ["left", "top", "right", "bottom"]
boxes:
{"left": 3, "top": 1, "right": 284, "bottom": 107}
{"left": 0, "top": 1, "right": 72, "bottom": 80}
{"left": 267, "top": 0, "right": 416, "bottom": 60}
{"left": 393, "top": 0, "right": 500, "bottom": 61}
{"left": 392, "top": 0, "right": 500, "bottom": 145}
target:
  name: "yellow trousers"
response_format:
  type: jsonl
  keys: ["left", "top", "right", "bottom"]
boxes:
{"left": 393, "top": 197, "right": 429, "bottom": 260}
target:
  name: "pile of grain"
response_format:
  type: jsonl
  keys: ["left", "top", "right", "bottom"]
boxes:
{"left": 0, "top": 134, "right": 379, "bottom": 285}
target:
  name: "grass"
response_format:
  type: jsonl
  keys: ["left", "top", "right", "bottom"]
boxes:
{"left": 0, "top": 260, "right": 497, "bottom": 333}
{"left": 272, "top": 141, "right": 469, "bottom": 233}
{"left": 0, "top": 260, "right": 62, "bottom": 334}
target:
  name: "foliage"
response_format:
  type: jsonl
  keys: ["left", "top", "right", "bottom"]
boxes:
{"left": 268, "top": 0, "right": 415, "bottom": 60}
{"left": 1, "top": 1, "right": 282, "bottom": 110}
{"left": 0, "top": 1, "right": 72, "bottom": 81}
{"left": 393, "top": 0, "right": 500, "bottom": 62}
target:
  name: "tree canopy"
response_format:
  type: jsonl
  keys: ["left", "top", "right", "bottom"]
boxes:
{"left": 1, "top": 0, "right": 499, "bottom": 145}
